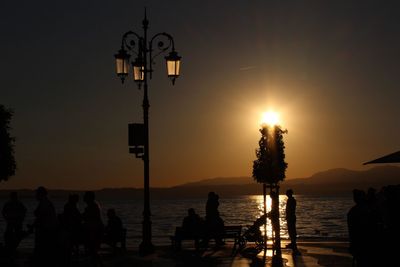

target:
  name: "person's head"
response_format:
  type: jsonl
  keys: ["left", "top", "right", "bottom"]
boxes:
{"left": 69, "top": 194, "right": 79, "bottom": 204}
{"left": 188, "top": 208, "right": 196, "bottom": 216}
{"left": 36, "top": 186, "right": 48, "bottom": 201}
{"left": 286, "top": 189, "right": 294, "bottom": 198}
{"left": 208, "top": 192, "right": 219, "bottom": 201}
{"left": 10, "top": 192, "right": 18, "bottom": 201}
{"left": 83, "top": 191, "right": 95, "bottom": 204}
{"left": 107, "top": 208, "right": 116, "bottom": 218}
{"left": 353, "top": 189, "right": 366, "bottom": 205}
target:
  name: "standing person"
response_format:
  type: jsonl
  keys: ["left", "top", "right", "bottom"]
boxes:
{"left": 2, "top": 192, "right": 27, "bottom": 255}
{"left": 269, "top": 191, "right": 280, "bottom": 241}
{"left": 347, "top": 189, "right": 370, "bottom": 267}
{"left": 62, "top": 194, "right": 82, "bottom": 245}
{"left": 205, "top": 192, "right": 224, "bottom": 247}
{"left": 82, "top": 191, "right": 104, "bottom": 259}
{"left": 60, "top": 194, "right": 82, "bottom": 263}
{"left": 285, "top": 189, "right": 299, "bottom": 253}
{"left": 365, "top": 188, "right": 382, "bottom": 266}
{"left": 206, "top": 192, "right": 220, "bottom": 219}
{"left": 32, "top": 186, "right": 58, "bottom": 267}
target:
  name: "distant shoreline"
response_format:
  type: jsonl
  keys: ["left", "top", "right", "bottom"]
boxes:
{"left": 0, "top": 189, "right": 354, "bottom": 200}
{"left": 1, "top": 165, "right": 398, "bottom": 197}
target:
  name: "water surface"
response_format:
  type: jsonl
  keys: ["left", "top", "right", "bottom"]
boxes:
{"left": 0, "top": 195, "right": 352, "bottom": 247}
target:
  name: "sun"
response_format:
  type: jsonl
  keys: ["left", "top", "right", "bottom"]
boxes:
{"left": 261, "top": 111, "right": 280, "bottom": 126}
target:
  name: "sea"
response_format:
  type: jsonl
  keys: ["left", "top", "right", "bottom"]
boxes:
{"left": 0, "top": 195, "right": 353, "bottom": 248}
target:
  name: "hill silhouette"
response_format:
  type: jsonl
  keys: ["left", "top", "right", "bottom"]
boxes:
{"left": 0, "top": 166, "right": 398, "bottom": 198}
{"left": 179, "top": 176, "right": 253, "bottom": 187}
{"left": 170, "top": 165, "right": 400, "bottom": 197}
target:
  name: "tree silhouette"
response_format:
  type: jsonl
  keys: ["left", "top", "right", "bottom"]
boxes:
{"left": 0, "top": 105, "right": 16, "bottom": 181}
{"left": 252, "top": 124, "right": 287, "bottom": 259}
{"left": 253, "top": 125, "right": 288, "bottom": 185}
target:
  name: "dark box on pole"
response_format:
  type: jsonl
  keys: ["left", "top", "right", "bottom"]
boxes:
{"left": 128, "top": 123, "right": 145, "bottom": 147}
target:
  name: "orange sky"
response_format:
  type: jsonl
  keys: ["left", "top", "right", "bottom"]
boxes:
{"left": 1, "top": 1, "right": 399, "bottom": 190}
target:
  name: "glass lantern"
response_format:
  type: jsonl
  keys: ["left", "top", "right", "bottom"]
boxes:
{"left": 114, "top": 48, "right": 130, "bottom": 83}
{"left": 165, "top": 51, "right": 181, "bottom": 84}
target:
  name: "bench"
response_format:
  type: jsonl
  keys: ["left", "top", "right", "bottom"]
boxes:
{"left": 170, "top": 225, "right": 242, "bottom": 253}
{"left": 222, "top": 225, "right": 242, "bottom": 254}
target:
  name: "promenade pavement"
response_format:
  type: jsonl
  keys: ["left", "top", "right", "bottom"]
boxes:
{"left": 100, "top": 240, "right": 353, "bottom": 267}
{"left": 1, "top": 240, "right": 353, "bottom": 266}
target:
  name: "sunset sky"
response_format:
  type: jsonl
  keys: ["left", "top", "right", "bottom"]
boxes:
{"left": 1, "top": 1, "right": 399, "bottom": 189}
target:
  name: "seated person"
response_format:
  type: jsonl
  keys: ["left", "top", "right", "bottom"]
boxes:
{"left": 182, "top": 208, "right": 203, "bottom": 235}
{"left": 104, "top": 209, "right": 124, "bottom": 249}
{"left": 176, "top": 208, "right": 204, "bottom": 249}
{"left": 247, "top": 214, "right": 267, "bottom": 242}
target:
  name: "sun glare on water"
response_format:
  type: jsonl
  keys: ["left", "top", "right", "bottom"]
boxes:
{"left": 261, "top": 111, "right": 280, "bottom": 126}
{"left": 250, "top": 195, "right": 289, "bottom": 240}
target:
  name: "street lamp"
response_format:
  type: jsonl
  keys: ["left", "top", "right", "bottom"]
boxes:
{"left": 165, "top": 50, "right": 181, "bottom": 84}
{"left": 114, "top": 11, "right": 181, "bottom": 256}
{"left": 114, "top": 48, "right": 130, "bottom": 83}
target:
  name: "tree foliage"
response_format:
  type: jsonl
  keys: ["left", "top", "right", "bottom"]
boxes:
{"left": 0, "top": 105, "right": 16, "bottom": 181}
{"left": 252, "top": 125, "right": 288, "bottom": 185}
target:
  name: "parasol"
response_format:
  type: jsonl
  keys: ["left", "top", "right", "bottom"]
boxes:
{"left": 363, "top": 151, "right": 400, "bottom": 165}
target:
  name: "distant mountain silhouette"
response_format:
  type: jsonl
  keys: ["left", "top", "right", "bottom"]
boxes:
{"left": 307, "top": 166, "right": 400, "bottom": 184}
{"left": 0, "top": 166, "right": 398, "bottom": 198}
{"left": 179, "top": 176, "right": 252, "bottom": 187}
{"left": 172, "top": 166, "right": 400, "bottom": 196}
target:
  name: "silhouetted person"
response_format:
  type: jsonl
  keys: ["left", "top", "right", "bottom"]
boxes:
{"left": 104, "top": 208, "right": 124, "bottom": 251}
{"left": 60, "top": 194, "right": 82, "bottom": 264}
{"left": 182, "top": 208, "right": 203, "bottom": 234}
{"left": 347, "top": 189, "right": 369, "bottom": 267}
{"left": 381, "top": 185, "right": 400, "bottom": 266}
{"left": 62, "top": 194, "right": 82, "bottom": 243}
{"left": 246, "top": 214, "right": 267, "bottom": 243}
{"left": 366, "top": 187, "right": 382, "bottom": 266}
{"left": 269, "top": 191, "right": 280, "bottom": 241}
{"left": 181, "top": 208, "right": 204, "bottom": 249}
{"left": 82, "top": 191, "right": 104, "bottom": 258}
{"left": 2, "top": 192, "right": 27, "bottom": 255}
{"left": 32, "top": 186, "right": 58, "bottom": 267}
{"left": 206, "top": 192, "right": 220, "bottom": 219}
{"left": 285, "top": 189, "right": 298, "bottom": 253}
{"left": 205, "top": 192, "right": 224, "bottom": 247}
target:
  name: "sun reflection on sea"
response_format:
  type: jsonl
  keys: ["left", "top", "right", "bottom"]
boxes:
{"left": 249, "top": 195, "right": 289, "bottom": 239}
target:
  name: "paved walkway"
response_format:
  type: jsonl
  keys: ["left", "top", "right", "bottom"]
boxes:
{"left": 100, "top": 240, "right": 352, "bottom": 267}
{"left": 0, "top": 241, "right": 353, "bottom": 266}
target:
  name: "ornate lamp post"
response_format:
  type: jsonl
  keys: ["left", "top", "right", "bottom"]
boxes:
{"left": 114, "top": 11, "right": 181, "bottom": 256}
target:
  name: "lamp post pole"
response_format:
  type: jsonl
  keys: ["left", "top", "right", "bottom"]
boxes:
{"left": 141, "top": 14, "right": 152, "bottom": 256}
{"left": 114, "top": 10, "right": 181, "bottom": 256}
